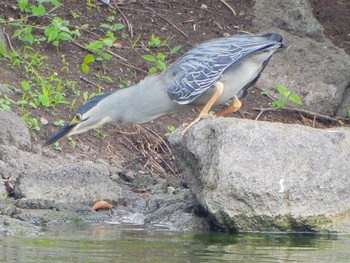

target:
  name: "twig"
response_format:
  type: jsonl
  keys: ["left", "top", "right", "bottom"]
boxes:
{"left": 253, "top": 107, "right": 344, "bottom": 124}
{"left": 144, "top": 126, "right": 172, "bottom": 154}
{"left": 115, "top": 125, "right": 141, "bottom": 135}
{"left": 113, "top": 2, "right": 133, "bottom": 37}
{"left": 143, "top": 5, "right": 188, "bottom": 40}
{"left": 220, "top": 0, "right": 236, "bottom": 16}
{"left": 3, "top": 30, "right": 14, "bottom": 52}
{"left": 80, "top": 76, "right": 100, "bottom": 88}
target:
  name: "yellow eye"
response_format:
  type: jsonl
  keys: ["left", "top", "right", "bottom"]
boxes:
{"left": 70, "top": 113, "right": 82, "bottom": 124}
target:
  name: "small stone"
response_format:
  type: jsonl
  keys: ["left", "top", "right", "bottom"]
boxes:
{"left": 40, "top": 117, "right": 48, "bottom": 125}
{"left": 200, "top": 4, "right": 208, "bottom": 9}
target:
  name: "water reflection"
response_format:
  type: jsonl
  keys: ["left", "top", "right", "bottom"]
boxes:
{"left": 0, "top": 224, "right": 349, "bottom": 263}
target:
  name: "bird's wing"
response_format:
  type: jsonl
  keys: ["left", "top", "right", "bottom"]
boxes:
{"left": 167, "top": 36, "right": 279, "bottom": 104}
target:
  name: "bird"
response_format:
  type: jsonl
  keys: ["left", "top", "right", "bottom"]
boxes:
{"left": 43, "top": 32, "right": 285, "bottom": 146}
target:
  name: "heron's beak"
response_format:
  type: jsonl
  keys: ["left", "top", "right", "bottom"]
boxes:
{"left": 42, "top": 122, "right": 78, "bottom": 147}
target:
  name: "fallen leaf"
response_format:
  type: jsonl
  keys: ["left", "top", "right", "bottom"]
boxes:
{"left": 113, "top": 41, "right": 123, "bottom": 48}
{"left": 92, "top": 200, "right": 113, "bottom": 211}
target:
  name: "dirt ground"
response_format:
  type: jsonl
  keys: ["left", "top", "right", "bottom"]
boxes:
{"left": 0, "top": 0, "right": 349, "bottom": 175}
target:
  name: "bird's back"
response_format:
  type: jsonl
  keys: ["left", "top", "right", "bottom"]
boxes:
{"left": 166, "top": 33, "right": 285, "bottom": 105}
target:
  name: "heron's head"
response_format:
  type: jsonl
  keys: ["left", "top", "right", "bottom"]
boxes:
{"left": 43, "top": 92, "right": 115, "bottom": 147}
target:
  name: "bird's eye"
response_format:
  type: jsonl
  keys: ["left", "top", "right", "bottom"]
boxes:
{"left": 75, "top": 113, "right": 82, "bottom": 121}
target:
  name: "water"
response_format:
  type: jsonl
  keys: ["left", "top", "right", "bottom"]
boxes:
{"left": 1, "top": 223, "right": 350, "bottom": 263}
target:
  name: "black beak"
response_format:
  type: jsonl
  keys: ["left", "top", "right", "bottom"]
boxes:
{"left": 43, "top": 122, "right": 78, "bottom": 147}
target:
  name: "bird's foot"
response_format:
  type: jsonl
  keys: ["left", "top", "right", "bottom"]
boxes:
{"left": 181, "top": 112, "right": 214, "bottom": 135}
{"left": 216, "top": 97, "right": 242, "bottom": 117}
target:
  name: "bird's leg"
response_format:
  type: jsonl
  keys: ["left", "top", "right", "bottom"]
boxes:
{"left": 182, "top": 81, "right": 224, "bottom": 134}
{"left": 216, "top": 96, "right": 242, "bottom": 117}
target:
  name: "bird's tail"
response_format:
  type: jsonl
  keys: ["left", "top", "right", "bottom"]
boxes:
{"left": 260, "top": 32, "right": 286, "bottom": 51}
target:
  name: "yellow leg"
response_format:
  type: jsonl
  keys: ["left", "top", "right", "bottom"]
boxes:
{"left": 182, "top": 82, "right": 224, "bottom": 135}
{"left": 216, "top": 96, "right": 242, "bottom": 117}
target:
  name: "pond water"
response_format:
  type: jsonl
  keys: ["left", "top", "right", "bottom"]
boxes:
{"left": 1, "top": 223, "right": 350, "bottom": 263}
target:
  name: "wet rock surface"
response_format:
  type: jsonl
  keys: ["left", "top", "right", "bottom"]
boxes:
{"left": 0, "top": 111, "right": 208, "bottom": 234}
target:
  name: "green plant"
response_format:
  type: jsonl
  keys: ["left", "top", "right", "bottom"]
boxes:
{"left": 130, "top": 35, "right": 141, "bottom": 49}
{"left": 272, "top": 84, "right": 302, "bottom": 108}
{"left": 165, "top": 125, "right": 176, "bottom": 137}
{"left": 70, "top": 11, "right": 80, "bottom": 19}
{"left": 54, "top": 141, "right": 62, "bottom": 151}
{"left": 53, "top": 119, "right": 65, "bottom": 126}
{"left": 44, "top": 17, "right": 80, "bottom": 47}
{"left": 148, "top": 34, "right": 167, "bottom": 47}
{"left": 100, "top": 23, "right": 125, "bottom": 32}
{"left": 22, "top": 113, "right": 40, "bottom": 132}
{"left": 142, "top": 52, "right": 167, "bottom": 74}
{"left": 84, "top": 31, "right": 116, "bottom": 61}
{"left": 81, "top": 54, "right": 95, "bottom": 74}
{"left": 67, "top": 136, "right": 77, "bottom": 148}
{"left": 0, "top": 95, "right": 11, "bottom": 110}
{"left": 83, "top": 91, "right": 101, "bottom": 102}
{"left": 95, "top": 73, "right": 113, "bottom": 83}
{"left": 18, "top": 0, "right": 62, "bottom": 15}
{"left": 93, "top": 128, "right": 108, "bottom": 139}
{"left": 85, "top": 0, "right": 97, "bottom": 9}
{"left": 142, "top": 34, "right": 181, "bottom": 73}
{"left": 11, "top": 0, "right": 63, "bottom": 44}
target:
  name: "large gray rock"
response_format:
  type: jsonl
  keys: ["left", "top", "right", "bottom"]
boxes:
{"left": 14, "top": 161, "right": 121, "bottom": 205}
{"left": 252, "top": 0, "right": 350, "bottom": 117}
{"left": 170, "top": 118, "right": 350, "bottom": 232}
{"left": 253, "top": 0, "right": 324, "bottom": 41}
{"left": 0, "top": 111, "right": 31, "bottom": 151}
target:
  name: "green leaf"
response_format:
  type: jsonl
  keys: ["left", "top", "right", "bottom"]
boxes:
{"left": 85, "top": 41, "right": 104, "bottom": 51}
{"left": 170, "top": 45, "right": 182, "bottom": 55}
{"left": 149, "top": 67, "right": 157, "bottom": 74}
{"left": 13, "top": 29, "right": 23, "bottom": 38}
{"left": 38, "top": 94, "right": 50, "bottom": 107}
{"left": 53, "top": 120, "right": 65, "bottom": 126}
{"left": 84, "top": 54, "right": 95, "bottom": 64}
{"left": 156, "top": 60, "right": 167, "bottom": 70}
{"left": 58, "top": 32, "right": 73, "bottom": 41}
{"left": 50, "top": 0, "right": 63, "bottom": 7}
{"left": 101, "top": 52, "right": 112, "bottom": 61}
{"left": 45, "top": 28, "right": 58, "bottom": 42}
{"left": 102, "top": 38, "right": 114, "bottom": 47}
{"left": 16, "top": 100, "right": 28, "bottom": 105}
{"left": 148, "top": 34, "right": 161, "bottom": 47}
{"left": 21, "top": 81, "right": 31, "bottom": 91}
{"left": 18, "top": 0, "right": 29, "bottom": 11}
{"left": 272, "top": 99, "right": 286, "bottom": 108}
{"left": 113, "top": 23, "right": 125, "bottom": 30}
{"left": 29, "top": 102, "right": 37, "bottom": 108}
{"left": 276, "top": 84, "right": 290, "bottom": 97}
{"left": 81, "top": 63, "right": 89, "bottom": 73}
{"left": 288, "top": 94, "right": 302, "bottom": 105}
{"left": 157, "top": 52, "right": 166, "bottom": 60}
{"left": 142, "top": 54, "right": 156, "bottom": 62}
{"left": 100, "top": 23, "right": 111, "bottom": 29}
{"left": 30, "top": 4, "right": 46, "bottom": 16}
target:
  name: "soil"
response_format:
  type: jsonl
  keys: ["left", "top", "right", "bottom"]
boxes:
{"left": 0, "top": 0, "right": 349, "bottom": 176}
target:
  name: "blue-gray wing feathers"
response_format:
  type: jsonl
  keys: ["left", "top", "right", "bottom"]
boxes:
{"left": 167, "top": 34, "right": 283, "bottom": 104}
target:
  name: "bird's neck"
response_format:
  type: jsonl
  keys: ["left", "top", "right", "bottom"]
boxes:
{"left": 105, "top": 75, "right": 184, "bottom": 124}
